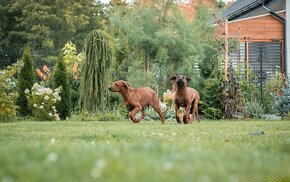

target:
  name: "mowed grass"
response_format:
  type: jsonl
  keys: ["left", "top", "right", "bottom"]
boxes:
{"left": 0, "top": 120, "right": 289, "bottom": 182}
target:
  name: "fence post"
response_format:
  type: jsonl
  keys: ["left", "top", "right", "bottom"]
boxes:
{"left": 259, "top": 47, "right": 263, "bottom": 106}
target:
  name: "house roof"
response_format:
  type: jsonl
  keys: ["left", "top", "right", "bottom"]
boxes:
{"left": 223, "top": 0, "right": 268, "bottom": 20}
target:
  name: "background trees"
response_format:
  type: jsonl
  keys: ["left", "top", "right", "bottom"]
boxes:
{"left": 0, "top": 0, "right": 234, "bottom": 118}
{"left": 109, "top": 1, "right": 215, "bottom": 94}
{"left": 0, "top": 0, "right": 106, "bottom": 67}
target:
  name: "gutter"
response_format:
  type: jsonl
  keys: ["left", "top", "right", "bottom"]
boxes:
{"left": 225, "top": 0, "right": 263, "bottom": 21}
{"left": 262, "top": 2, "right": 286, "bottom": 78}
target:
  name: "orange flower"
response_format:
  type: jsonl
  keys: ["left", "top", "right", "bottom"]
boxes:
{"left": 36, "top": 69, "right": 46, "bottom": 80}
{"left": 43, "top": 65, "right": 50, "bottom": 73}
{"left": 72, "top": 63, "right": 78, "bottom": 74}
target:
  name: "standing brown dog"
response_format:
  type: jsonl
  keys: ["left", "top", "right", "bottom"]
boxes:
{"left": 170, "top": 75, "right": 200, "bottom": 124}
{"left": 108, "top": 80, "right": 166, "bottom": 124}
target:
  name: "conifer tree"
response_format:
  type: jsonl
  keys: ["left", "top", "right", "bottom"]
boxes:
{"left": 16, "top": 45, "right": 35, "bottom": 116}
{"left": 53, "top": 53, "right": 72, "bottom": 120}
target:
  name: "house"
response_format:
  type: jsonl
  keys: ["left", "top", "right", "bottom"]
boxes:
{"left": 217, "top": 0, "right": 288, "bottom": 81}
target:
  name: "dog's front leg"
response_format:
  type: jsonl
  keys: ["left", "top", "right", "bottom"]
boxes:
{"left": 183, "top": 104, "right": 191, "bottom": 124}
{"left": 175, "top": 105, "right": 181, "bottom": 124}
{"left": 129, "top": 106, "right": 142, "bottom": 123}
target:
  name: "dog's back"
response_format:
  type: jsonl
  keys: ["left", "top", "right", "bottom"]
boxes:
{"left": 135, "top": 87, "right": 158, "bottom": 107}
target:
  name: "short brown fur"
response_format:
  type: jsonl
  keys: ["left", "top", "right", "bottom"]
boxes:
{"left": 170, "top": 75, "right": 200, "bottom": 124}
{"left": 108, "top": 80, "right": 166, "bottom": 124}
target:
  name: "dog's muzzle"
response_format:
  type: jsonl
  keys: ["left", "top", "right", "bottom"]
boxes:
{"left": 108, "top": 87, "right": 112, "bottom": 91}
{"left": 177, "top": 79, "right": 185, "bottom": 86}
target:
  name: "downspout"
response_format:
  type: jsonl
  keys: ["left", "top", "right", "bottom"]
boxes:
{"left": 262, "top": 2, "right": 286, "bottom": 78}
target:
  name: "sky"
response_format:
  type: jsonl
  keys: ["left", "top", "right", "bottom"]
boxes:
{"left": 100, "top": 0, "right": 234, "bottom": 5}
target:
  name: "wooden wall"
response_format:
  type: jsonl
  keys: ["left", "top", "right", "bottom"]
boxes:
{"left": 222, "top": 12, "right": 285, "bottom": 42}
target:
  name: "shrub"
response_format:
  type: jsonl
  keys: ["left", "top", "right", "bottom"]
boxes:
{"left": 62, "top": 41, "right": 83, "bottom": 111}
{"left": 53, "top": 54, "right": 71, "bottom": 120}
{"left": 200, "top": 55, "right": 226, "bottom": 119}
{"left": 16, "top": 45, "right": 35, "bottom": 116}
{"left": 244, "top": 100, "right": 265, "bottom": 119}
{"left": 263, "top": 71, "right": 283, "bottom": 113}
{"left": 163, "top": 90, "right": 174, "bottom": 109}
{"left": 26, "top": 83, "right": 61, "bottom": 121}
{"left": 273, "top": 80, "right": 290, "bottom": 118}
{"left": 220, "top": 63, "right": 242, "bottom": 119}
{"left": 0, "top": 62, "right": 21, "bottom": 122}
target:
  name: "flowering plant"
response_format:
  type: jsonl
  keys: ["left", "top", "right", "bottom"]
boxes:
{"left": 0, "top": 61, "right": 21, "bottom": 121}
{"left": 163, "top": 90, "right": 175, "bottom": 108}
{"left": 26, "top": 83, "right": 62, "bottom": 121}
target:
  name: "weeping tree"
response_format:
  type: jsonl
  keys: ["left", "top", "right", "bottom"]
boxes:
{"left": 78, "top": 30, "right": 114, "bottom": 113}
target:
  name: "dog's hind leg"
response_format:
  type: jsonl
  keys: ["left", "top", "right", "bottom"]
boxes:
{"left": 189, "top": 102, "right": 195, "bottom": 124}
{"left": 152, "top": 105, "right": 165, "bottom": 124}
{"left": 194, "top": 98, "right": 200, "bottom": 122}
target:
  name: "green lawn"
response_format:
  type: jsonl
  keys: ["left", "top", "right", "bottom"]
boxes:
{"left": 0, "top": 120, "right": 289, "bottom": 182}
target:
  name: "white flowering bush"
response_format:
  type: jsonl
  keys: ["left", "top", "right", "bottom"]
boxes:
{"left": 26, "top": 83, "right": 62, "bottom": 121}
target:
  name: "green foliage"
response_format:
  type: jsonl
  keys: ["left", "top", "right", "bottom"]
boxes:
{"left": 235, "top": 63, "right": 259, "bottom": 103}
{"left": 72, "top": 110, "right": 125, "bottom": 122}
{"left": 273, "top": 80, "right": 290, "bottom": 118}
{"left": 263, "top": 71, "right": 283, "bottom": 113}
{"left": 61, "top": 41, "right": 83, "bottom": 111}
{"left": 0, "top": 0, "right": 105, "bottom": 62}
{"left": 127, "top": 61, "right": 155, "bottom": 88}
{"left": 236, "top": 63, "right": 283, "bottom": 114}
{"left": 202, "top": 57, "right": 224, "bottom": 119}
{"left": 16, "top": 46, "right": 35, "bottom": 116}
{"left": 244, "top": 100, "right": 265, "bottom": 119}
{"left": 79, "top": 30, "right": 114, "bottom": 113}
{"left": 0, "top": 61, "right": 21, "bottom": 122}
{"left": 53, "top": 54, "right": 72, "bottom": 120}
{"left": 26, "top": 83, "right": 61, "bottom": 121}
{"left": 203, "top": 107, "right": 222, "bottom": 120}
{"left": 109, "top": 1, "right": 214, "bottom": 93}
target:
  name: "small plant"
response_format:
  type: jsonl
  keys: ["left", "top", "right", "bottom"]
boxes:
{"left": 244, "top": 100, "right": 265, "bottom": 119}
{"left": 26, "top": 83, "right": 61, "bottom": 121}
{"left": 16, "top": 45, "right": 35, "bottom": 116}
{"left": 202, "top": 107, "right": 222, "bottom": 120}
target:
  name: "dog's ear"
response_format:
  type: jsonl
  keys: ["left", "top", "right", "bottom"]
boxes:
{"left": 170, "top": 76, "right": 176, "bottom": 81}
{"left": 122, "top": 81, "right": 133, "bottom": 91}
{"left": 186, "top": 77, "right": 191, "bottom": 82}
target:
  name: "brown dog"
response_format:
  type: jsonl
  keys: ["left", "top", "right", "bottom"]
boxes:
{"left": 170, "top": 75, "right": 200, "bottom": 124}
{"left": 108, "top": 80, "right": 166, "bottom": 124}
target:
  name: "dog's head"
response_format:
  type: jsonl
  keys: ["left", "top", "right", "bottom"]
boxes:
{"left": 170, "top": 75, "right": 191, "bottom": 88}
{"left": 108, "top": 80, "right": 132, "bottom": 93}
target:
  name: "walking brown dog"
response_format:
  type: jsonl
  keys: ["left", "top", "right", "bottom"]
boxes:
{"left": 108, "top": 80, "right": 166, "bottom": 124}
{"left": 170, "top": 75, "right": 200, "bottom": 124}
